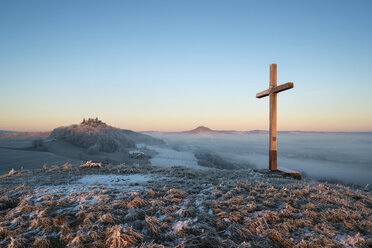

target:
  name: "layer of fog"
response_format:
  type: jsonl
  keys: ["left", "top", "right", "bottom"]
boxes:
{"left": 148, "top": 132, "right": 372, "bottom": 188}
{"left": 145, "top": 145, "right": 202, "bottom": 169}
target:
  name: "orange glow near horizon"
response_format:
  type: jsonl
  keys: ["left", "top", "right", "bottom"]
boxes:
{"left": 1, "top": 113, "right": 371, "bottom": 133}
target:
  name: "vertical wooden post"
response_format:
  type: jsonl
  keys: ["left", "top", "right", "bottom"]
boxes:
{"left": 256, "top": 63, "right": 294, "bottom": 173}
{"left": 269, "top": 64, "right": 277, "bottom": 171}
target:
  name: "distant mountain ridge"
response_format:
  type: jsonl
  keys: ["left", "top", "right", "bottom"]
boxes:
{"left": 141, "top": 127, "right": 372, "bottom": 136}
{"left": 181, "top": 126, "right": 215, "bottom": 135}
{"left": 142, "top": 126, "right": 264, "bottom": 135}
{"left": 143, "top": 126, "right": 248, "bottom": 135}
{"left": 0, "top": 130, "right": 18, "bottom": 134}
{"left": 0, "top": 131, "right": 50, "bottom": 139}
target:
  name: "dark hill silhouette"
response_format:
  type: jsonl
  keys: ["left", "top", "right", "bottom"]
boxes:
{"left": 179, "top": 126, "right": 238, "bottom": 135}
{"left": 49, "top": 118, "right": 164, "bottom": 153}
{"left": 0, "top": 130, "right": 18, "bottom": 134}
{"left": 0, "top": 131, "right": 50, "bottom": 139}
{"left": 182, "top": 126, "right": 215, "bottom": 135}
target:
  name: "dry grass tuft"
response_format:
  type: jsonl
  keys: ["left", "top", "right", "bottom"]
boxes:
{"left": 58, "top": 224, "right": 73, "bottom": 244}
{"left": 145, "top": 215, "right": 161, "bottom": 235}
{"left": 268, "top": 229, "right": 293, "bottom": 248}
{"left": 127, "top": 197, "right": 146, "bottom": 209}
{"left": 88, "top": 230, "right": 100, "bottom": 240}
{"left": 99, "top": 213, "right": 117, "bottom": 223}
{"left": 68, "top": 231, "right": 88, "bottom": 247}
{"left": 32, "top": 235, "right": 51, "bottom": 248}
{"left": 262, "top": 210, "right": 280, "bottom": 224}
{"left": 37, "top": 218, "right": 54, "bottom": 233}
{"left": 80, "top": 160, "right": 102, "bottom": 168}
{"left": 62, "top": 162, "right": 73, "bottom": 171}
{"left": 145, "top": 215, "right": 168, "bottom": 236}
{"left": 48, "top": 165, "right": 59, "bottom": 172}
{"left": 105, "top": 225, "right": 143, "bottom": 248}
{"left": 245, "top": 203, "right": 256, "bottom": 212}
{"left": 0, "top": 227, "right": 13, "bottom": 240}
{"left": 140, "top": 241, "right": 166, "bottom": 248}
{"left": 0, "top": 198, "right": 18, "bottom": 211}
{"left": 7, "top": 236, "right": 25, "bottom": 248}
{"left": 147, "top": 189, "right": 157, "bottom": 197}
{"left": 168, "top": 188, "right": 186, "bottom": 198}
{"left": 8, "top": 169, "right": 16, "bottom": 176}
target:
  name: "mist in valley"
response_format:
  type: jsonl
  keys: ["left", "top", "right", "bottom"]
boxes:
{"left": 1, "top": 127, "right": 371, "bottom": 189}
{"left": 148, "top": 132, "right": 372, "bottom": 188}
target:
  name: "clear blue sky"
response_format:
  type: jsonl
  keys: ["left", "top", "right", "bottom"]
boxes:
{"left": 1, "top": 0, "right": 371, "bottom": 131}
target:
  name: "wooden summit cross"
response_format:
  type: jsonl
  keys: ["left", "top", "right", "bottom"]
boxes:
{"left": 256, "top": 63, "right": 294, "bottom": 172}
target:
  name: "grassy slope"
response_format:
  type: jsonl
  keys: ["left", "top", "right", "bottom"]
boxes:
{"left": 0, "top": 165, "right": 371, "bottom": 247}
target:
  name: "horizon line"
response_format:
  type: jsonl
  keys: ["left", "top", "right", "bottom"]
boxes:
{"left": 2, "top": 128, "right": 372, "bottom": 134}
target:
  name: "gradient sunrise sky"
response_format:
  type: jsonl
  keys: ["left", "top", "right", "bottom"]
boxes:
{"left": 0, "top": 0, "right": 371, "bottom": 132}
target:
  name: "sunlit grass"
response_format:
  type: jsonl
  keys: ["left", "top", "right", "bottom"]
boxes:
{"left": 0, "top": 164, "right": 371, "bottom": 247}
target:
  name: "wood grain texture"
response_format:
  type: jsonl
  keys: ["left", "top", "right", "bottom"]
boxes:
{"left": 272, "top": 82, "right": 294, "bottom": 94}
{"left": 256, "top": 89, "right": 270, "bottom": 98}
{"left": 256, "top": 63, "right": 294, "bottom": 171}
{"left": 269, "top": 64, "right": 277, "bottom": 171}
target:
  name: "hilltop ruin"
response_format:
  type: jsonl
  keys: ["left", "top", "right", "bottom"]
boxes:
{"left": 81, "top": 118, "right": 107, "bottom": 128}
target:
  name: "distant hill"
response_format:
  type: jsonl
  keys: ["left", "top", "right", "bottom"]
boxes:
{"left": 0, "top": 130, "right": 17, "bottom": 134}
{"left": 0, "top": 131, "right": 50, "bottom": 139}
{"left": 142, "top": 128, "right": 371, "bottom": 136}
{"left": 143, "top": 126, "right": 245, "bottom": 135}
{"left": 182, "top": 126, "right": 215, "bottom": 135}
{"left": 49, "top": 118, "right": 164, "bottom": 153}
{"left": 142, "top": 127, "right": 251, "bottom": 135}
{"left": 181, "top": 126, "right": 242, "bottom": 135}
{"left": 244, "top": 130, "right": 269, "bottom": 135}
{"left": 138, "top": 127, "right": 372, "bottom": 136}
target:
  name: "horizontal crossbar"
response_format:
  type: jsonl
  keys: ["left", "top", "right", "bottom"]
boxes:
{"left": 256, "top": 82, "right": 294, "bottom": 98}
{"left": 273, "top": 82, "right": 294, "bottom": 94}
{"left": 256, "top": 89, "right": 270, "bottom": 98}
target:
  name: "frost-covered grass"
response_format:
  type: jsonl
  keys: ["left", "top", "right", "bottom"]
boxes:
{"left": 0, "top": 164, "right": 371, "bottom": 247}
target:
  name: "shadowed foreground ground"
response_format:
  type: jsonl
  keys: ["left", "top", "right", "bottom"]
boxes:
{"left": 0, "top": 164, "right": 371, "bottom": 247}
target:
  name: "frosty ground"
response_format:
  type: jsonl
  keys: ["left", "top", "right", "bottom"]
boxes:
{"left": 0, "top": 164, "right": 371, "bottom": 247}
